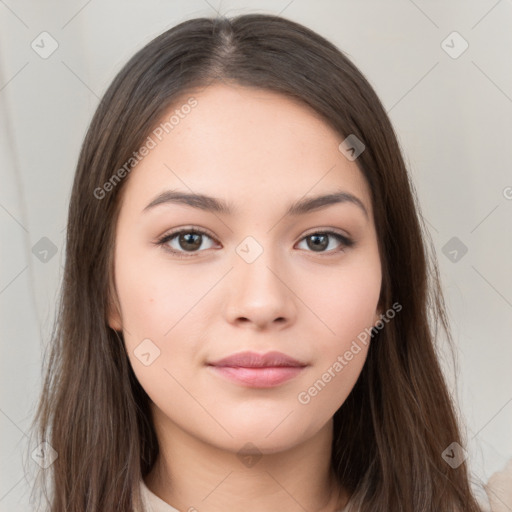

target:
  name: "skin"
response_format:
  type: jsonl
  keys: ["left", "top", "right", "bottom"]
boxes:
{"left": 108, "top": 83, "right": 382, "bottom": 512}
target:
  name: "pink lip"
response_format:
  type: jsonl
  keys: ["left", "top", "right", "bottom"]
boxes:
{"left": 207, "top": 350, "right": 308, "bottom": 388}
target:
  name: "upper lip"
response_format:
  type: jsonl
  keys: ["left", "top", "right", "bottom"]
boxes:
{"left": 208, "top": 350, "right": 307, "bottom": 368}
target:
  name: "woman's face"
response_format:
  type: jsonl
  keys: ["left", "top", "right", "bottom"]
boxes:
{"left": 108, "top": 83, "right": 382, "bottom": 454}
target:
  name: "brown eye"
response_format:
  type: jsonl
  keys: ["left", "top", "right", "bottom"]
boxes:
{"left": 157, "top": 228, "right": 217, "bottom": 257}
{"left": 178, "top": 232, "right": 203, "bottom": 251}
{"left": 306, "top": 234, "right": 329, "bottom": 252}
{"left": 297, "top": 231, "right": 354, "bottom": 254}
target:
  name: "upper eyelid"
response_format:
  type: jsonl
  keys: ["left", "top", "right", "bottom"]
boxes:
{"left": 160, "top": 226, "right": 351, "bottom": 241}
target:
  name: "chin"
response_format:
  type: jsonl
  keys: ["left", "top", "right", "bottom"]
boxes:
{"left": 205, "top": 421, "right": 312, "bottom": 455}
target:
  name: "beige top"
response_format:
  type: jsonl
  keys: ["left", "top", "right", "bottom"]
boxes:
{"left": 139, "top": 459, "right": 512, "bottom": 512}
{"left": 140, "top": 478, "right": 179, "bottom": 512}
{"left": 139, "top": 480, "right": 351, "bottom": 512}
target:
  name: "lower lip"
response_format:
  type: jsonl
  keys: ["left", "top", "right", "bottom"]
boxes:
{"left": 208, "top": 365, "right": 305, "bottom": 388}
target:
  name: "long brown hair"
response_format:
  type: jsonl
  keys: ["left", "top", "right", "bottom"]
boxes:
{"left": 29, "top": 13, "right": 484, "bottom": 511}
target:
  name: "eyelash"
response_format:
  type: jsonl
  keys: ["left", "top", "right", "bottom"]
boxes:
{"left": 155, "top": 226, "right": 355, "bottom": 259}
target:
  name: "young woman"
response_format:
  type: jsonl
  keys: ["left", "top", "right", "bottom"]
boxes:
{"left": 30, "top": 13, "right": 493, "bottom": 512}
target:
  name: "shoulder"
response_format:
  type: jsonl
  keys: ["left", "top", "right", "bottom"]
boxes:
{"left": 482, "top": 459, "right": 512, "bottom": 512}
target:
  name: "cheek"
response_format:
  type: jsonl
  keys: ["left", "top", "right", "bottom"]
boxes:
{"left": 301, "top": 258, "right": 381, "bottom": 352}
{"left": 289, "top": 255, "right": 381, "bottom": 408}
{"left": 114, "top": 240, "right": 208, "bottom": 337}
{"left": 114, "top": 247, "right": 217, "bottom": 390}
{"left": 115, "top": 263, "right": 198, "bottom": 406}
{"left": 330, "top": 272, "right": 380, "bottom": 340}
{"left": 295, "top": 271, "right": 378, "bottom": 417}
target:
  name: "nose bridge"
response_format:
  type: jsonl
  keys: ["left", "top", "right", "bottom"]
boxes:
{"left": 225, "top": 235, "right": 295, "bottom": 328}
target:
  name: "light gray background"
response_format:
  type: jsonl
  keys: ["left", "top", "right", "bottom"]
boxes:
{"left": 1, "top": 1, "right": 511, "bottom": 510}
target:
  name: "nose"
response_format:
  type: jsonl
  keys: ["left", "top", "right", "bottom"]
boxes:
{"left": 224, "top": 250, "right": 297, "bottom": 330}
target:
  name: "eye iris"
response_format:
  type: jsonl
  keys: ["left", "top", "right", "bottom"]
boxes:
{"left": 307, "top": 234, "right": 328, "bottom": 251}
{"left": 179, "top": 232, "right": 202, "bottom": 251}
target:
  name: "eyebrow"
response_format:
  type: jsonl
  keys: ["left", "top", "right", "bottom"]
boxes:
{"left": 142, "top": 189, "right": 368, "bottom": 219}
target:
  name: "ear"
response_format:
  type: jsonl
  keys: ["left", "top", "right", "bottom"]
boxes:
{"left": 373, "top": 304, "right": 383, "bottom": 327}
{"left": 107, "top": 299, "right": 123, "bottom": 332}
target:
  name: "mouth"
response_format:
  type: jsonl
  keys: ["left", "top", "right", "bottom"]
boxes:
{"left": 207, "top": 350, "right": 308, "bottom": 388}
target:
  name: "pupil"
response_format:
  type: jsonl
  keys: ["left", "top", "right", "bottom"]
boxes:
{"left": 180, "top": 233, "right": 201, "bottom": 251}
{"left": 308, "top": 234, "right": 328, "bottom": 251}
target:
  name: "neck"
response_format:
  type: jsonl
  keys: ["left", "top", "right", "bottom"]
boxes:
{"left": 144, "top": 406, "right": 348, "bottom": 512}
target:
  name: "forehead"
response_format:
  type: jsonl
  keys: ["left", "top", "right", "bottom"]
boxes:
{"left": 119, "top": 83, "right": 372, "bottom": 219}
